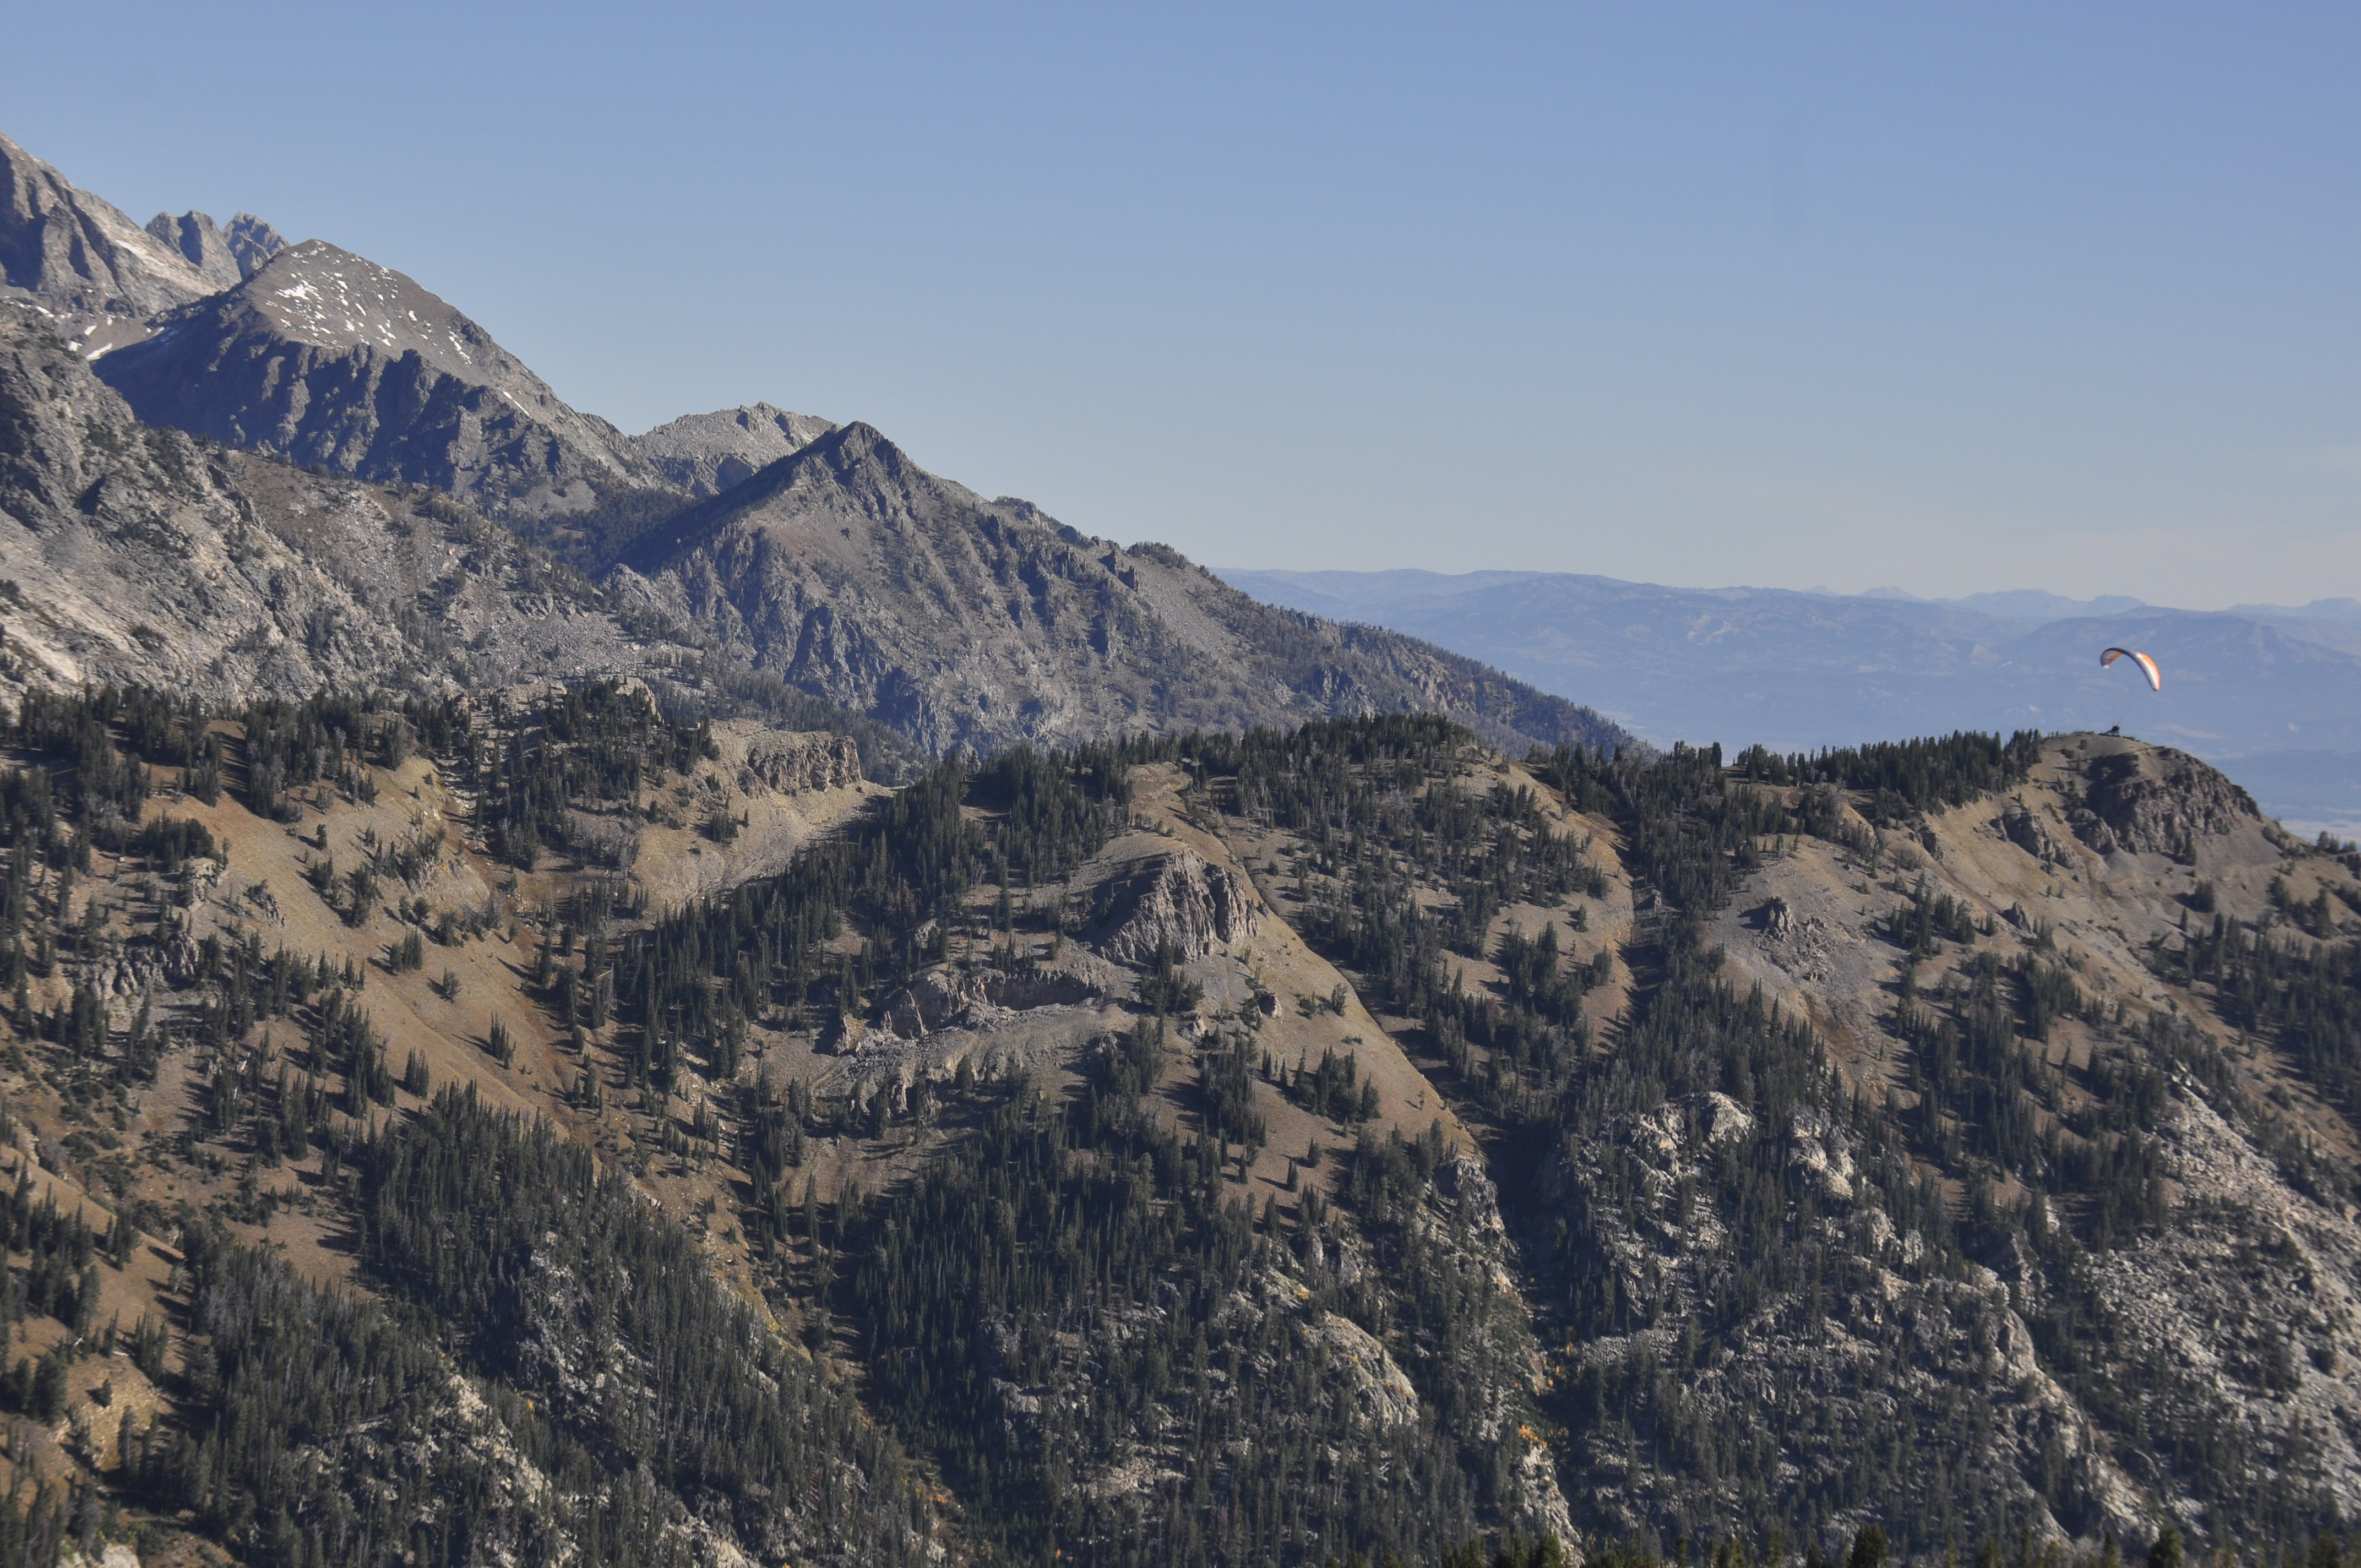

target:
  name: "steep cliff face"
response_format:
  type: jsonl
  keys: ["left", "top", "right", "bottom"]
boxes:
{"left": 616, "top": 421, "right": 1628, "bottom": 757}
{"left": 91, "top": 241, "right": 665, "bottom": 524}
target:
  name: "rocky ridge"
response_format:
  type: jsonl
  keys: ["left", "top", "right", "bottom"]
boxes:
{"left": 0, "top": 303, "right": 676, "bottom": 704}
{"left": 614, "top": 420, "right": 1628, "bottom": 757}
{"left": 92, "top": 240, "right": 664, "bottom": 525}
{"left": 0, "top": 128, "right": 1633, "bottom": 766}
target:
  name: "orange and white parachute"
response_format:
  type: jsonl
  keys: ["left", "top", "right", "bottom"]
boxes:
{"left": 2101, "top": 647, "right": 2162, "bottom": 692}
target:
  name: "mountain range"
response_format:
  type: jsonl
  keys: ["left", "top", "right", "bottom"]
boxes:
{"left": 0, "top": 129, "right": 1622, "bottom": 763}
{"left": 6, "top": 124, "right": 2361, "bottom": 1568}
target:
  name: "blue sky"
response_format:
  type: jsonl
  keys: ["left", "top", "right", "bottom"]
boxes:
{"left": 12, "top": 3, "right": 2359, "bottom": 607}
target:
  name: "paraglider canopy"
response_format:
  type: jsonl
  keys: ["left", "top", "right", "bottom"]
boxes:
{"left": 2101, "top": 647, "right": 2162, "bottom": 692}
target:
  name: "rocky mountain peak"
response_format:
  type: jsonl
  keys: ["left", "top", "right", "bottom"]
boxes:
{"left": 0, "top": 128, "right": 251, "bottom": 353}
{"left": 142, "top": 208, "right": 286, "bottom": 290}
{"left": 613, "top": 420, "right": 1626, "bottom": 757}
{"left": 622, "top": 420, "right": 934, "bottom": 562}
{"left": 628, "top": 400, "right": 837, "bottom": 497}
{"left": 91, "top": 239, "right": 663, "bottom": 520}
{"left": 785, "top": 418, "right": 920, "bottom": 494}
{"left": 199, "top": 240, "right": 540, "bottom": 384}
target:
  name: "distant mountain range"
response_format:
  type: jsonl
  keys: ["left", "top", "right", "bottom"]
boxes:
{"left": 1859, "top": 583, "right": 2361, "bottom": 629}
{"left": 1216, "top": 568, "right": 2361, "bottom": 834}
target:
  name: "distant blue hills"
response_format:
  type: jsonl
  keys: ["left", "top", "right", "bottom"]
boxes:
{"left": 1215, "top": 569, "right": 2361, "bottom": 836}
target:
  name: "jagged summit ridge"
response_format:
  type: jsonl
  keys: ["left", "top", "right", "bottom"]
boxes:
{"left": 140, "top": 209, "right": 285, "bottom": 291}
{"left": 0, "top": 129, "right": 285, "bottom": 356}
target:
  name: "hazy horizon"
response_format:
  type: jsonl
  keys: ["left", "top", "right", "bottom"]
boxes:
{"left": 1211, "top": 566, "right": 2358, "bottom": 620}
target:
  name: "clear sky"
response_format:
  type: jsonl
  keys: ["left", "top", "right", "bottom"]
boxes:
{"left": 12, "top": 3, "right": 2359, "bottom": 608}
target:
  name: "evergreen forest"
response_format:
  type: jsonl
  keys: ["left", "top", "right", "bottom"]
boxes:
{"left": 0, "top": 687, "right": 2346, "bottom": 1568}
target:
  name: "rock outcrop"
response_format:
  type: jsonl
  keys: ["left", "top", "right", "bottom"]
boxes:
{"left": 1305, "top": 1311, "right": 1423, "bottom": 1428}
{"left": 2076, "top": 746, "right": 2260, "bottom": 855}
{"left": 740, "top": 732, "right": 862, "bottom": 795}
{"left": 1087, "top": 848, "right": 1263, "bottom": 965}
{"left": 878, "top": 966, "right": 1101, "bottom": 1039}
{"left": 1998, "top": 801, "right": 2070, "bottom": 865}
